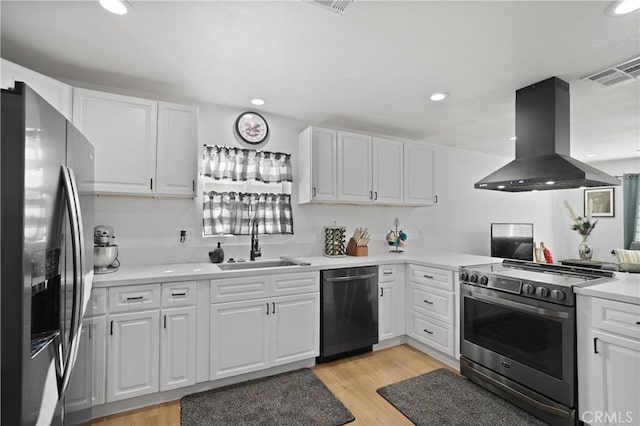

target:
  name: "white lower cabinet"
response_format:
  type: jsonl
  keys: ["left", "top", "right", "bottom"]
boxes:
{"left": 578, "top": 295, "right": 640, "bottom": 425}
{"left": 378, "top": 264, "right": 405, "bottom": 341}
{"left": 106, "top": 310, "right": 160, "bottom": 403}
{"left": 160, "top": 306, "right": 196, "bottom": 391}
{"left": 210, "top": 272, "right": 320, "bottom": 381}
{"left": 66, "top": 316, "right": 107, "bottom": 412}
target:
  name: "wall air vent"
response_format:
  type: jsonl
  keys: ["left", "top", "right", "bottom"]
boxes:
{"left": 583, "top": 56, "right": 640, "bottom": 88}
{"left": 312, "top": 0, "right": 353, "bottom": 15}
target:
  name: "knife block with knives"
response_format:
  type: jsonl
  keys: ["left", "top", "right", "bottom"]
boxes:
{"left": 346, "top": 227, "right": 369, "bottom": 256}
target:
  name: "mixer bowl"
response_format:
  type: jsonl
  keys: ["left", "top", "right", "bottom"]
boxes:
{"left": 94, "top": 245, "right": 118, "bottom": 269}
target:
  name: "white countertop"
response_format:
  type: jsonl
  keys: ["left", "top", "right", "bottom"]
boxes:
{"left": 574, "top": 272, "right": 640, "bottom": 305}
{"left": 92, "top": 251, "right": 501, "bottom": 287}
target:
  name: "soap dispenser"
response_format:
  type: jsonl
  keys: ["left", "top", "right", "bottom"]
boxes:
{"left": 209, "top": 242, "right": 224, "bottom": 263}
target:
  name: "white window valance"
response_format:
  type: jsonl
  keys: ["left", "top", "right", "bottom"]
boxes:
{"left": 202, "top": 145, "right": 292, "bottom": 183}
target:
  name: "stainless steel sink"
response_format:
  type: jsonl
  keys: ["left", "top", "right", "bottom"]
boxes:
{"left": 217, "top": 258, "right": 308, "bottom": 271}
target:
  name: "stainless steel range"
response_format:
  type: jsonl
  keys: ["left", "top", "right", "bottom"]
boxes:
{"left": 459, "top": 260, "right": 613, "bottom": 426}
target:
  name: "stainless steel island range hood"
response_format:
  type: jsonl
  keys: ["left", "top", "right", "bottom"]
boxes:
{"left": 475, "top": 77, "right": 620, "bottom": 192}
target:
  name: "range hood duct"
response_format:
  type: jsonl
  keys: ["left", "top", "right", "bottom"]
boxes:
{"left": 475, "top": 77, "right": 620, "bottom": 192}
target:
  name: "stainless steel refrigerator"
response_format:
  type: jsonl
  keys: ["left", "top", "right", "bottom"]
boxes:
{"left": 2, "top": 82, "right": 95, "bottom": 425}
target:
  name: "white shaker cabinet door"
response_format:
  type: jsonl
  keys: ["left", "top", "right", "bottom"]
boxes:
{"left": 311, "top": 127, "right": 338, "bottom": 201}
{"left": 65, "top": 316, "right": 107, "bottom": 412}
{"left": 337, "top": 131, "right": 372, "bottom": 203}
{"left": 379, "top": 280, "right": 406, "bottom": 341}
{"left": 372, "top": 137, "right": 404, "bottom": 205}
{"left": 156, "top": 102, "right": 198, "bottom": 197}
{"left": 270, "top": 293, "right": 319, "bottom": 366}
{"left": 210, "top": 299, "right": 270, "bottom": 380}
{"left": 160, "top": 306, "right": 196, "bottom": 391}
{"left": 73, "top": 88, "right": 158, "bottom": 195}
{"left": 1, "top": 58, "right": 73, "bottom": 120}
{"left": 106, "top": 310, "right": 160, "bottom": 403}
{"left": 404, "top": 142, "right": 436, "bottom": 205}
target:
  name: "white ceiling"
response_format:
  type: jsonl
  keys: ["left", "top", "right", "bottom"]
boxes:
{"left": 1, "top": 1, "right": 639, "bottom": 161}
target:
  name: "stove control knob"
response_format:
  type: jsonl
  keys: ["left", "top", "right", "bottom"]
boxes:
{"left": 469, "top": 274, "right": 479, "bottom": 283}
{"left": 536, "top": 286, "right": 549, "bottom": 298}
{"left": 479, "top": 275, "right": 489, "bottom": 285}
{"left": 551, "top": 289, "right": 566, "bottom": 301}
{"left": 459, "top": 272, "right": 469, "bottom": 282}
{"left": 522, "top": 283, "right": 535, "bottom": 295}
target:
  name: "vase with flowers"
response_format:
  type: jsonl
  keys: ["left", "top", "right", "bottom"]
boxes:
{"left": 564, "top": 200, "right": 598, "bottom": 260}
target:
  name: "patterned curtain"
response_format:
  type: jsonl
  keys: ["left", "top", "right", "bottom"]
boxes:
{"left": 202, "top": 145, "right": 292, "bottom": 183}
{"left": 203, "top": 191, "right": 294, "bottom": 236}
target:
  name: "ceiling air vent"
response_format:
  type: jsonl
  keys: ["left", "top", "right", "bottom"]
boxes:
{"left": 312, "top": 0, "right": 353, "bottom": 15}
{"left": 583, "top": 56, "right": 640, "bottom": 88}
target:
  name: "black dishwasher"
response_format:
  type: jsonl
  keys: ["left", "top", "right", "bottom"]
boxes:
{"left": 317, "top": 266, "right": 378, "bottom": 363}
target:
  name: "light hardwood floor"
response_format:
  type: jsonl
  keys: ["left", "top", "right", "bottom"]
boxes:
{"left": 91, "top": 344, "right": 452, "bottom": 426}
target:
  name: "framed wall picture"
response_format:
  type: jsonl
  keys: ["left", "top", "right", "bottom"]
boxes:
{"left": 584, "top": 187, "right": 615, "bottom": 217}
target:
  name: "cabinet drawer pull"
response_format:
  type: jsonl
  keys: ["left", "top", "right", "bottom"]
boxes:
{"left": 423, "top": 299, "right": 434, "bottom": 305}
{"left": 593, "top": 337, "right": 599, "bottom": 354}
{"left": 266, "top": 303, "right": 270, "bottom": 315}
{"left": 636, "top": 321, "right": 640, "bottom": 325}
{"left": 126, "top": 296, "right": 144, "bottom": 301}
{"left": 171, "top": 291, "right": 187, "bottom": 297}
{"left": 383, "top": 271, "right": 393, "bottom": 275}
{"left": 423, "top": 328, "right": 433, "bottom": 335}
{"left": 423, "top": 274, "right": 434, "bottom": 279}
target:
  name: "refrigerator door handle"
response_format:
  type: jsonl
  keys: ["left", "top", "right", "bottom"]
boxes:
{"left": 58, "top": 165, "right": 85, "bottom": 395}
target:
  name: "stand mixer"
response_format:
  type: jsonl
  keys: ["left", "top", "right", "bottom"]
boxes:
{"left": 94, "top": 225, "right": 120, "bottom": 274}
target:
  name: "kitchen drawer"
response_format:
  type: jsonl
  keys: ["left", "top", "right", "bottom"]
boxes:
{"left": 408, "top": 284, "right": 454, "bottom": 324}
{"left": 210, "top": 276, "right": 270, "bottom": 303}
{"left": 407, "top": 311, "right": 454, "bottom": 356}
{"left": 270, "top": 272, "right": 319, "bottom": 297}
{"left": 408, "top": 264, "right": 453, "bottom": 291}
{"left": 89, "top": 287, "right": 107, "bottom": 316}
{"left": 378, "top": 264, "right": 398, "bottom": 283}
{"left": 161, "top": 281, "right": 197, "bottom": 307}
{"left": 592, "top": 298, "right": 640, "bottom": 341}
{"left": 108, "top": 283, "right": 161, "bottom": 313}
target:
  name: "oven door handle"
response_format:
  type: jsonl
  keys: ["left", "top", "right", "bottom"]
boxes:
{"left": 468, "top": 292, "right": 569, "bottom": 319}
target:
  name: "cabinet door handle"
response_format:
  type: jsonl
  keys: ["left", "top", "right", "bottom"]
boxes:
{"left": 272, "top": 302, "right": 276, "bottom": 314}
{"left": 192, "top": 180, "right": 195, "bottom": 192}
{"left": 150, "top": 178, "right": 153, "bottom": 190}
{"left": 164, "top": 315, "right": 167, "bottom": 329}
{"left": 380, "top": 288, "right": 384, "bottom": 297}
{"left": 369, "top": 190, "right": 373, "bottom": 200}
{"left": 374, "top": 191, "right": 378, "bottom": 200}
{"left": 126, "top": 296, "right": 143, "bottom": 301}
{"left": 266, "top": 303, "right": 270, "bottom": 315}
{"left": 423, "top": 299, "right": 434, "bottom": 305}
{"left": 593, "top": 337, "right": 599, "bottom": 354}
{"left": 110, "top": 320, "right": 113, "bottom": 336}
{"left": 636, "top": 321, "right": 640, "bottom": 325}
{"left": 423, "top": 328, "right": 433, "bottom": 335}
{"left": 423, "top": 274, "right": 434, "bottom": 279}
{"left": 88, "top": 324, "right": 93, "bottom": 339}
{"left": 434, "top": 195, "right": 438, "bottom": 203}
{"left": 312, "top": 187, "right": 316, "bottom": 197}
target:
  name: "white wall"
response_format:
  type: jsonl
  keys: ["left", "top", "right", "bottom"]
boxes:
{"left": 549, "top": 157, "right": 639, "bottom": 262}
{"left": 89, "top": 86, "right": 567, "bottom": 266}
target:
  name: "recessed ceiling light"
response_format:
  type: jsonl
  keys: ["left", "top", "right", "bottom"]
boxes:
{"left": 608, "top": 0, "right": 640, "bottom": 15}
{"left": 430, "top": 92, "right": 449, "bottom": 102}
{"left": 545, "top": 181, "right": 556, "bottom": 185}
{"left": 497, "top": 185, "right": 506, "bottom": 189}
{"left": 99, "top": 0, "right": 127, "bottom": 15}
{"left": 509, "top": 136, "right": 517, "bottom": 141}
{"left": 251, "top": 98, "right": 265, "bottom": 106}
{"left": 586, "top": 153, "right": 598, "bottom": 158}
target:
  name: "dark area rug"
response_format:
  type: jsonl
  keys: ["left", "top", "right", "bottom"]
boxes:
{"left": 377, "top": 368, "right": 548, "bottom": 426}
{"left": 181, "top": 368, "right": 354, "bottom": 426}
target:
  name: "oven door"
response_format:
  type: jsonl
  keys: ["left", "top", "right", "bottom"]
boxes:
{"left": 460, "top": 283, "right": 575, "bottom": 407}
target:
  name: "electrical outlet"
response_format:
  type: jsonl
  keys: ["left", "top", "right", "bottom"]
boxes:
{"left": 178, "top": 229, "right": 193, "bottom": 244}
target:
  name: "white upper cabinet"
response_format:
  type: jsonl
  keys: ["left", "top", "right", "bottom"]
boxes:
{"left": 156, "top": 102, "right": 198, "bottom": 197}
{"left": 1, "top": 58, "right": 73, "bottom": 120}
{"left": 73, "top": 88, "right": 158, "bottom": 196}
{"left": 298, "top": 126, "right": 337, "bottom": 202}
{"left": 372, "top": 137, "right": 404, "bottom": 205}
{"left": 73, "top": 88, "right": 198, "bottom": 197}
{"left": 337, "top": 131, "right": 373, "bottom": 203}
{"left": 298, "top": 126, "right": 431, "bottom": 206}
{"left": 404, "top": 142, "right": 436, "bottom": 205}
